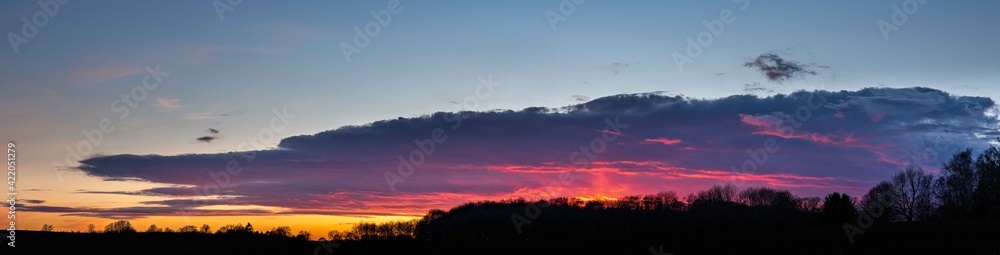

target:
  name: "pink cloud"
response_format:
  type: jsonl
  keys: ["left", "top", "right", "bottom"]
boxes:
{"left": 739, "top": 113, "right": 864, "bottom": 146}
{"left": 643, "top": 137, "right": 682, "bottom": 146}
{"left": 154, "top": 96, "right": 183, "bottom": 112}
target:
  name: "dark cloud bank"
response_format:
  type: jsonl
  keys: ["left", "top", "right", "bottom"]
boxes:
{"left": 34, "top": 87, "right": 999, "bottom": 219}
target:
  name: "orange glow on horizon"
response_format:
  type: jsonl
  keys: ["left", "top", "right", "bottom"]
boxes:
{"left": 19, "top": 212, "right": 419, "bottom": 240}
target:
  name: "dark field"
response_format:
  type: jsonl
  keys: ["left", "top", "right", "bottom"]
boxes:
{"left": 7, "top": 220, "right": 998, "bottom": 255}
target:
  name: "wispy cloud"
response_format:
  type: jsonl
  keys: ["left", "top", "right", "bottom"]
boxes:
{"left": 183, "top": 112, "right": 217, "bottom": 120}
{"left": 154, "top": 96, "right": 183, "bottom": 112}
{"left": 67, "top": 66, "right": 145, "bottom": 86}
{"left": 644, "top": 138, "right": 683, "bottom": 146}
{"left": 743, "top": 82, "right": 775, "bottom": 94}
{"left": 571, "top": 95, "right": 591, "bottom": 102}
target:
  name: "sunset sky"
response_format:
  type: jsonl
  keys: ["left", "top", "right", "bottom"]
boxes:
{"left": 2, "top": 1, "right": 1000, "bottom": 237}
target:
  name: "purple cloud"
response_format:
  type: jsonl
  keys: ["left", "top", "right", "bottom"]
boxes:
{"left": 56, "top": 88, "right": 997, "bottom": 219}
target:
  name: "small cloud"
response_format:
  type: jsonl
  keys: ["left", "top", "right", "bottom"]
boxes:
{"left": 208, "top": 128, "right": 220, "bottom": 134}
{"left": 961, "top": 85, "right": 981, "bottom": 91}
{"left": 571, "top": 95, "right": 591, "bottom": 102}
{"left": 184, "top": 112, "right": 217, "bottom": 120}
{"left": 23, "top": 199, "right": 45, "bottom": 204}
{"left": 196, "top": 136, "right": 216, "bottom": 143}
{"left": 610, "top": 62, "right": 631, "bottom": 75}
{"left": 154, "top": 96, "right": 183, "bottom": 112}
{"left": 743, "top": 53, "right": 824, "bottom": 83}
{"left": 187, "top": 110, "right": 245, "bottom": 120}
{"left": 743, "top": 82, "right": 775, "bottom": 94}
{"left": 218, "top": 110, "right": 244, "bottom": 117}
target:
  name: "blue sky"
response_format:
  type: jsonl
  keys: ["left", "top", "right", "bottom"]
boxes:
{"left": 2, "top": 0, "right": 999, "bottom": 233}
{"left": 3, "top": 1, "right": 999, "bottom": 142}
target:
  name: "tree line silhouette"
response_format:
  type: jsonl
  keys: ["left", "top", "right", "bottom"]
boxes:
{"left": 316, "top": 142, "right": 1000, "bottom": 243}
{"left": 42, "top": 220, "right": 315, "bottom": 241}
{"left": 37, "top": 143, "right": 1000, "bottom": 246}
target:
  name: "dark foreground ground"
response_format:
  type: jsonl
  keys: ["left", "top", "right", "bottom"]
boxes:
{"left": 4, "top": 220, "right": 999, "bottom": 255}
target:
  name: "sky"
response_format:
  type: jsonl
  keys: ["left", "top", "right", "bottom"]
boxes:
{"left": 1, "top": 0, "right": 999, "bottom": 237}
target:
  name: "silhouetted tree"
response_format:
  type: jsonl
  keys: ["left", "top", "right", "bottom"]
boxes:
{"left": 353, "top": 222, "right": 378, "bottom": 240}
{"left": 345, "top": 231, "right": 359, "bottom": 241}
{"left": 740, "top": 187, "right": 798, "bottom": 209}
{"left": 146, "top": 224, "right": 161, "bottom": 233}
{"left": 217, "top": 223, "right": 254, "bottom": 235}
{"left": 799, "top": 197, "right": 822, "bottom": 213}
{"left": 890, "top": 167, "right": 935, "bottom": 222}
{"left": 87, "top": 224, "right": 96, "bottom": 233}
{"left": 689, "top": 184, "right": 738, "bottom": 204}
{"left": 415, "top": 209, "right": 447, "bottom": 240}
{"left": 936, "top": 149, "right": 978, "bottom": 219}
{"left": 861, "top": 181, "right": 897, "bottom": 223}
{"left": 200, "top": 224, "right": 212, "bottom": 233}
{"left": 104, "top": 220, "right": 136, "bottom": 233}
{"left": 974, "top": 143, "right": 1000, "bottom": 219}
{"left": 40, "top": 224, "right": 55, "bottom": 232}
{"left": 163, "top": 227, "right": 174, "bottom": 233}
{"left": 178, "top": 225, "right": 198, "bottom": 233}
{"left": 685, "top": 184, "right": 743, "bottom": 232}
{"left": 296, "top": 230, "right": 312, "bottom": 240}
{"left": 584, "top": 200, "right": 605, "bottom": 210}
{"left": 642, "top": 191, "right": 686, "bottom": 211}
{"left": 411, "top": 187, "right": 823, "bottom": 243}
{"left": 822, "top": 192, "right": 857, "bottom": 223}
{"left": 267, "top": 226, "right": 292, "bottom": 237}
{"left": 327, "top": 230, "right": 347, "bottom": 241}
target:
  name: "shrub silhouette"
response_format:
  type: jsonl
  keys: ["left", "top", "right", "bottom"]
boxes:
{"left": 104, "top": 220, "right": 136, "bottom": 233}
{"left": 974, "top": 143, "right": 1000, "bottom": 219}
{"left": 822, "top": 192, "right": 857, "bottom": 223}
{"left": 936, "top": 149, "right": 977, "bottom": 219}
